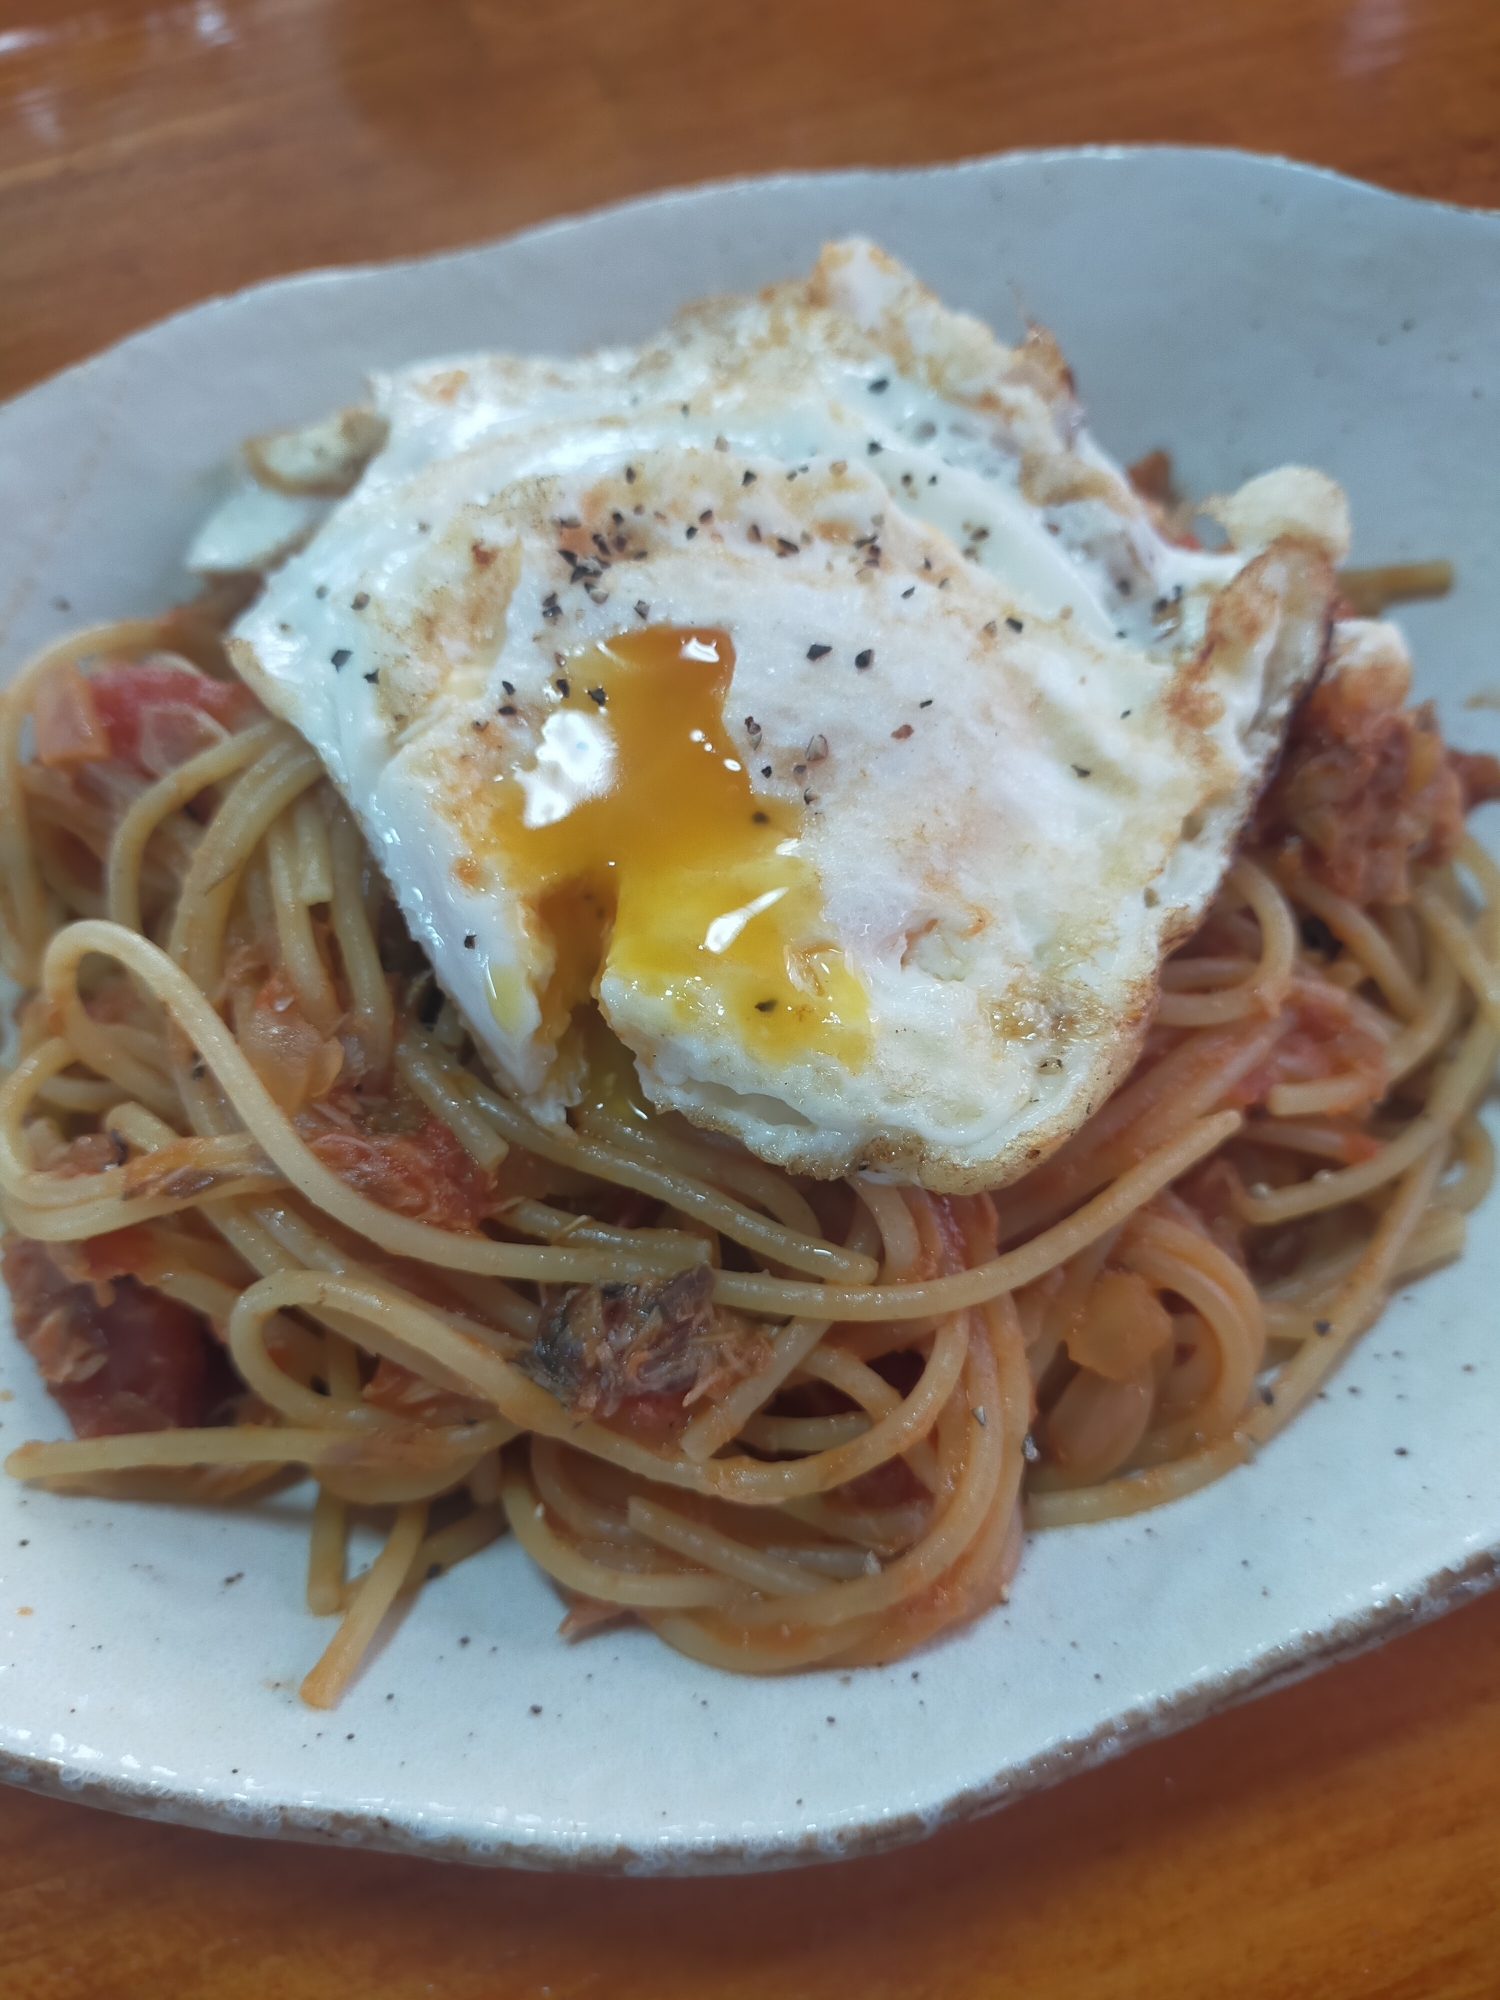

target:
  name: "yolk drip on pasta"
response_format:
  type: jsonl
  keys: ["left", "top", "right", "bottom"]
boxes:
{"left": 484, "top": 625, "right": 868, "bottom": 1066}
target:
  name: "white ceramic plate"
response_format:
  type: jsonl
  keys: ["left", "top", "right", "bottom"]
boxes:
{"left": 0, "top": 147, "right": 1497, "bottom": 1875}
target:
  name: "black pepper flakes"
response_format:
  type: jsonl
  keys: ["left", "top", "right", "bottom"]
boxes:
{"left": 867, "top": 441, "right": 884, "bottom": 455}
{"left": 315, "top": 584, "right": 329, "bottom": 600}
{"left": 751, "top": 810, "right": 769, "bottom": 825}
{"left": 502, "top": 680, "right": 515, "bottom": 695}
{"left": 1006, "top": 616, "right": 1024, "bottom": 632}
{"left": 901, "top": 585, "right": 916, "bottom": 599}
{"left": 625, "top": 465, "right": 636, "bottom": 483}
{"left": 1314, "top": 1319, "right": 1332, "bottom": 1335}
{"left": 760, "top": 764, "right": 773, "bottom": 778}
{"left": 742, "top": 470, "right": 757, "bottom": 486}
{"left": 330, "top": 649, "right": 350, "bottom": 669}
{"left": 464, "top": 934, "right": 476, "bottom": 950}
{"left": 587, "top": 686, "right": 607, "bottom": 706}
{"left": 868, "top": 377, "right": 889, "bottom": 394}
{"left": 555, "top": 678, "right": 570, "bottom": 697}
{"left": 855, "top": 649, "right": 874, "bottom": 669}
{"left": 685, "top": 525, "right": 698, "bottom": 540}
{"left": 498, "top": 705, "right": 518, "bottom": 718}
{"left": 635, "top": 599, "right": 650, "bottom": 620}
{"left": 774, "top": 538, "right": 799, "bottom": 557}
{"left": 919, "top": 698, "right": 933, "bottom": 709}
{"left": 807, "top": 643, "right": 832, "bottom": 660}
{"left": 1072, "top": 764, "right": 1092, "bottom": 778}
{"left": 363, "top": 671, "right": 379, "bottom": 685}
{"left": 351, "top": 592, "right": 369, "bottom": 611}
{"left": 755, "top": 999, "right": 776, "bottom": 1012}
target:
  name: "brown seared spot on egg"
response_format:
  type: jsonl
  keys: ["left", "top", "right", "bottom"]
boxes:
{"left": 1005, "top": 324, "right": 1079, "bottom": 408}
{"left": 985, "top": 984, "right": 1085, "bottom": 1049}
{"left": 799, "top": 241, "right": 1084, "bottom": 440}
{"left": 422, "top": 368, "right": 470, "bottom": 406}
{"left": 573, "top": 477, "right": 669, "bottom": 564}
{"left": 1167, "top": 538, "right": 1335, "bottom": 747}
{"left": 373, "top": 513, "right": 521, "bottom": 736}
{"left": 1018, "top": 452, "right": 1129, "bottom": 514}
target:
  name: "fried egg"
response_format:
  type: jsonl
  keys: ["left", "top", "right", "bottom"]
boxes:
{"left": 228, "top": 240, "right": 1342, "bottom": 1192}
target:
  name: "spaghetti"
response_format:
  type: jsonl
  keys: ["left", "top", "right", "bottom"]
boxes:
{"left": 0, "top": 603, "right": 1495, "bottom": 1704}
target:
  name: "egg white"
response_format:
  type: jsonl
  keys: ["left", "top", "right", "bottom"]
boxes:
{"left": 227, "top": 241, "right": 1344, "bottom": 1191}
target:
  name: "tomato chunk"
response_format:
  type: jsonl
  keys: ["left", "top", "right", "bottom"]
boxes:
{"left": 88, "top": 662, "right": 256, "bottom": 778}
{"left": 301, "top": 1107, "right": 496, "bottom": 1232}
{"left": 1, "top": 1234, "right": 233, "bottom": 1438}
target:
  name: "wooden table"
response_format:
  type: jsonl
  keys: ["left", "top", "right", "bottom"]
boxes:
{"left": 2, "top": 3, "right": 1499, "bottom": 1993}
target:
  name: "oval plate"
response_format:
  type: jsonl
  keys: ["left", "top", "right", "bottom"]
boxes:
{"left": 0, "top": 146, "right": 1497, "bottom": 1874}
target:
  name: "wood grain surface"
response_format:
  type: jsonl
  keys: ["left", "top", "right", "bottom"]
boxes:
{"left": 2, "top": 2, "right": 1499, "bottom": 1995}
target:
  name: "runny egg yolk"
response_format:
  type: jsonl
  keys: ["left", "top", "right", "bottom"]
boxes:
{"left": 485, "top": 625, "right": 868, "bottom": 1070}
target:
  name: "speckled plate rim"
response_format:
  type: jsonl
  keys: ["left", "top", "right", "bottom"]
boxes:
{"left": 0, "top": 145, "right": 1497, "bottom": 1875}
{"left": 0, "top": 1549, "right": 1494, "bottom": 1875}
